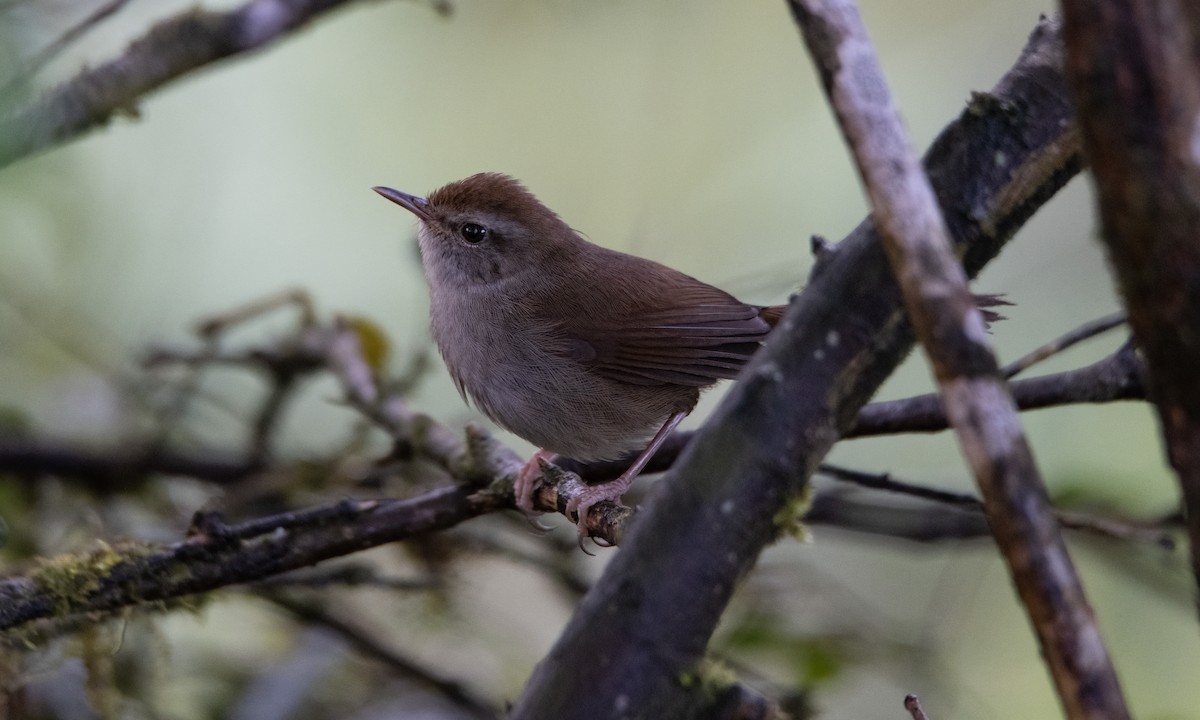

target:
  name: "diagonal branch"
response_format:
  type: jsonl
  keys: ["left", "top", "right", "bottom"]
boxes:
{"left": 0, "top": 0, "right": 136, "bottom": 101}
{"left": 790, "top": 2, "right": 1128, "bottom": 717}
{"left": 0, "top": 0, "right": 372, "bottom": 168}
{"left": 510, "top": 15, "right": 1084, "bottom": 720}
{"left": 0, "top": 24, "right": 1095, "bottom": 716}
{"left": 265, "top": 594, "right": 500, "bottom": 719}
{"left": 1001, "top": 311, "right": 1125, "bottom": 379}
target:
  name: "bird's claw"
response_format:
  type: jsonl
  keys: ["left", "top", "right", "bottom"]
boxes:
{"left": 513, "top": 449, "right": 557, "bottom": 515}
{"left": 567, "top": 495, "right": 598, "bottom": 541}
{"left": 566, "top": 479, "right": 632, "bottom": 544}
{"left": 523, "top": 514, "right": 555, "bottom": 534}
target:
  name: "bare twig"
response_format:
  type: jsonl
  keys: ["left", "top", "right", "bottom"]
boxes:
{"left": 264, "top": 594, "right": 499, "bottom": 719}
{"left": 0, "top": 439, "right": 259, "bottom": 488}
{"left": 251, "top": 564, "right": 437, "bottom": 592}
{"left": 790, "top": 2, "right": 1128, "bottom": 718}
{"left": 818, "top": 464, "right": 1178, "bottom": 548}
{"left": 453, "top": 527, "right": 591, "bottom": 600}
{"left": 1001, "top": 312, "right": 1126, "bottom": 378}
{"left": 0, "top": 0, "right": 368, "bottom": 168}
{"left": 195, "top": 287, "right": 316, "bottom": 338}
{"left": 850, "top": 340, "right": 1143, "bottom": 437}
{"left": 1061, "top": 0, "right": 1200, "bottom": 607}
{"left": 805, "top": 490, "right": 991, "bottom": 542}
{"left": 904, "top": 694, "right": 930, "bottom": 720}
{"left": 0, "top": 337, "right": 1145, "bottom": 494}
{"left": 0, "top": 0, "right": 136, "bottom": 100}
{"left": 0, "top": 313, "right": 645, "bottom": 635}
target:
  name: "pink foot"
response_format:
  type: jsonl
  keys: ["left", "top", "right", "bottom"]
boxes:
{"left": 514, "top": 448, "right": 556, "bottom": 514}
{"left": 566, "top": 473, "right": 636, "bottom": 539}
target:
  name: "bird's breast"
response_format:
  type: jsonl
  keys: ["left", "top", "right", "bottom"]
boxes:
{"left": 428, "top": 291, "right": 690, "bottom": 460}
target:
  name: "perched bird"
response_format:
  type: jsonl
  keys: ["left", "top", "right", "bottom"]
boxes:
{"left": 373, "top": 173, "right": 786, "bottom": 535}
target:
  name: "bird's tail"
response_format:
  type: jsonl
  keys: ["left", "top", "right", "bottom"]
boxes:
{"left": 757, "top": 293, "right": 1011, "bottom": 329}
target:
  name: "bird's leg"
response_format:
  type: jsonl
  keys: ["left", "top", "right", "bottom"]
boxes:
{"left": 567, "top": 410, "right": 688, "bottom": 538}
{"left": 515, "top": 448, "right": 558, "bottom": 514}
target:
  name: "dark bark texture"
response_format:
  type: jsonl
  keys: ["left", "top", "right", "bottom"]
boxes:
{"left": 1061, "top": 0, "right": 1200, "bottom": 604}
{"left": 510, "top": 16, "right": 1082, "bottom": 720}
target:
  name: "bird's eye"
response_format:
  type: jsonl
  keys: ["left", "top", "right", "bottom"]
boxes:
{"left": 460, "top": 223, "right": 488, "bottom": 243}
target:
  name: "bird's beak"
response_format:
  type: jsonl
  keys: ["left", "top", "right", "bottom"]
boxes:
{"left": 373, "top": 186, "right": 432, "bottom": 222}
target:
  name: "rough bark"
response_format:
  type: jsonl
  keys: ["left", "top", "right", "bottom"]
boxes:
{"left": 1060, "top": 0, "right": 1200, "bottom": 608}
{"left": 510, "top": 16, "right": 1082, "bottom": 720}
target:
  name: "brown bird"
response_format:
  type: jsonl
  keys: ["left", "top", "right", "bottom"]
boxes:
{"left": 374, "top": 173, "right": 786, "bottom": 536}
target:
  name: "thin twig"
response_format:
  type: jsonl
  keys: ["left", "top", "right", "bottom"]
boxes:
{"left": 252, "top": 564, "right": 437, "bottom": 592}
{"left": 0, "top": 439, "right": 259, "bottom": 486}
{"left": 1002, "top": 312, "right": 1126, "bottom": 378}
{"left": 819, "top": 464, "right": 983, "bottom": 508}
{"left": 904, "top": 694, "right": 930, "bottom": 720}
{"left": 194, "top": 287, "right": 316, "bottom": 338}
{"left": 0, "top": 0, "right": 136, "bottom": 100}
{"left": 850, "top": 340, "right": 1143, "bottom": 437}
{"left": 818, "top": 464, "right": 1178, "bottom": 549}
{"left": 264, "top": 594, "right": 498, "bottom": 719}
{"left": 0, "top": 0, "right": 367, "bottom": 167}
{"left": 454, "top": 527, "right": 591, "bottom": 599}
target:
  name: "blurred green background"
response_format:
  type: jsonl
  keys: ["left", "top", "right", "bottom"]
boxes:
{"left": 0, "top": 1, "right": 1194, "bottom": 718}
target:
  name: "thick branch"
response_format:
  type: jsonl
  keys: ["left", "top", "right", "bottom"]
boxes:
{"left": 791, "top": 3, "right": 1128, "bottom": 718}
{"left": 511, "top": 15, "right": 1082, "bottom": 720}
{"left": 0, "top": 484, "right": 504, "bottom": 632}
{"left": 1060, "top": 0, "right": 1200, "bottom": 605}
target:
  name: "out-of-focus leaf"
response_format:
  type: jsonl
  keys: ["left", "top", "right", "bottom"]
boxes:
{"left": 340, "top": 315, "right": 392, "bottom": 375}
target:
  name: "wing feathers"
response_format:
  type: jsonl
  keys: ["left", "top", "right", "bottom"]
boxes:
{"left": 566, "top": 307, "right": 772, "bottom": 386}
{"left": 555, "top": 251, "right": 777, "bottom": 386}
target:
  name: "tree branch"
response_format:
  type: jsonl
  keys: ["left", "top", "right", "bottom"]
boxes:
{"left": 791, "top": 3, "right": 1128, "bottom": 717}
{"left": 904, "top": 694, "right": 931, "bottom": 720}
{"left": 560, "top": 337, "right": 1145, "bottom": 483}
{"left": 0, "top": 0, "right": 371, "bottom": 168}
{"left": 511, "top": 14, "right": 1083, "bottom": 719}
{"left": 0, "top": 439, "right": 260, "bottom": 488}
{"left": 1060, "top": 0, "right": 1200, "bottom": 608}
{"left": 815, "top": 463, "right": 1178, "bottom": 548}
{"left": 0, "top": 484, "right": 501, "bottom": 632}
{"left": 849, "top": 340, "right": 1143, "bottom": 437}
{"left": 0, "top": 0, "right": 136, "bottom": 101}
{"left": 1001, "top": 311, "right": 1125, "bottom": 379}
{"left": 265, "top": 594, "right": 499, "bottom": 719}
